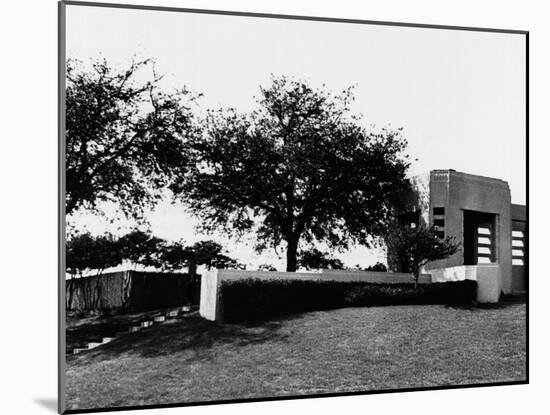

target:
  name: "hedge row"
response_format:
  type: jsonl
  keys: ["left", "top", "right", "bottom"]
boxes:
{"left": 219, "top": 278, "right": 477, "bottom": 323}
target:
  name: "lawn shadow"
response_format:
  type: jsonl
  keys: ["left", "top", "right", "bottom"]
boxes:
{"left": 445, "top": 295, "right": 526, "bottom": 311}
{"left": 67, "top": 313, "right": 290, "bottom": 363}
{"left": 65, "top": 308, "right": 186, "bottom": 351}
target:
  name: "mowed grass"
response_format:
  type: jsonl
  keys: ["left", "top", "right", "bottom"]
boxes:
{"left": 65, "top": 302, "right": 526, "bottom": 411}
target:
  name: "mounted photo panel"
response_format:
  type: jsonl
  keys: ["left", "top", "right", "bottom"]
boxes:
{"left": 59, "top": 1, "right": 528, "bottom": 413}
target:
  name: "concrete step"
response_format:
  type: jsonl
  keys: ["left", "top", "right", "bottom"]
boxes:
{"left": 87, "top": 342, "right": 102, "bottom": 349}
{"left": 166, "top": 310, "right": 179, "bottom": 317}
{"left": 68, "top": 308, "right": 184, "bottom": 356}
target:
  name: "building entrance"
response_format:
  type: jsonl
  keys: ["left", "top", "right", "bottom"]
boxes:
{"left": 463, "top": 210, "right": 497, "bottom": 265}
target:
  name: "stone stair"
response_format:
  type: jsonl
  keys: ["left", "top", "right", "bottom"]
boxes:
{"left": 71, "top": 305, "right": 194, "bottom": 355}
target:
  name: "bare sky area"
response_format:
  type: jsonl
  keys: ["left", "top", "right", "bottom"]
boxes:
{"left": 65, "top": 5, "right": 526, "bottom": 270}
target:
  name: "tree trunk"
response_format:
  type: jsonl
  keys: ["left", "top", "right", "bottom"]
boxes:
{"left": 66, "top": 276, "right": 75, "bottom": 310}
{"left": 286, "top": 238, "right": 298, "bottom": 272}
{"left": 413, "top": 270, "right": 419, "bottom": 289}
{"left": 188, "top": 261, "right": 197, "bottom": 277}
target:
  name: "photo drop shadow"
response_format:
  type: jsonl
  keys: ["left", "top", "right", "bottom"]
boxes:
{"left": 33, "top": 398, "right": 57, "bottom": 413}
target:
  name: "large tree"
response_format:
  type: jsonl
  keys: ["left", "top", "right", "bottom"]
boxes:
{"left": 172, "top": 76, "right": 411, "bottom": 271}
{"left": 65, "top": 58, "right": 198, "bottom": 217}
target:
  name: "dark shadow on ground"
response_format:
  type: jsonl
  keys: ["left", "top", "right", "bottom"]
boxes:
{"left": 445, "top": 294, "right": 526, "bottom": 311}
{"left": 33, "top": 398, "right": 57, "bottom": 412}
{"left": 67, "top": 313, "right": 290, "bottom": 364}
{"left": 501, "top": 293, "right": 527, "bottom": 303}
{"left": 67, "top": 296, "right": 526, "bottom": 362}
{"left": 65, "top": 308, "right": 181, "bottom": 351}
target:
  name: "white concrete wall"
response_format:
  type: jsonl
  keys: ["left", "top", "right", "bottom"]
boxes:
{"left": 199, "top": 269, "right": 220, "bottom": 321}
{"left": 199, "top": 269, "right": 430, "bottom": 322}
{"left": 429, "top": 264, "right": 500, "bottom": 303}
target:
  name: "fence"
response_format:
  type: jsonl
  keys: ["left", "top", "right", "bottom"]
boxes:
{"left": 66, "top": 270, "right": 200, "bottom": 312}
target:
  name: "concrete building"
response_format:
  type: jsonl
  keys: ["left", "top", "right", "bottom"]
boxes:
{"left": 395, "top": 169, "right": 527, "bottom": 295}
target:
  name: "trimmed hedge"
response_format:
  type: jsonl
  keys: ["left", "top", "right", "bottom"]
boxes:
{"left": 219, "top": 278, "right": 477, "bottom": 323}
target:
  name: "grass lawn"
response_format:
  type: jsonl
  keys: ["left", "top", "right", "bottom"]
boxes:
{"left": 65, "top": 301, "right": 526, "bottom": 411}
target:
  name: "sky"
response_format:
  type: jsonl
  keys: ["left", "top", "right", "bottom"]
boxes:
{"left": 65, "top": 4, "right": 527, "bottom": 270}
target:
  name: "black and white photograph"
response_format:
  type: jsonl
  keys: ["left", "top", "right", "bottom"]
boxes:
{"left": 59, "top": 1, "right": 527, "bottom": 413}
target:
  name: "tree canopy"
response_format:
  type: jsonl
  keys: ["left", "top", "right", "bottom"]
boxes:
{"left": 155, "top": 240, "right": 244, "bottom": 273}
{"left": 65, "top": 58, "right": 198, "bottom": 218}
{"left": 65, "top": 230, "right": 242, "bottom": 275}
{"left": 385, "top": 223, "right": 459, "bottom": 286}
{"left": 66, "top": 232, "right": 123, "bottom": 276}
{"left": 171, "top": 76, "right": 411, "bottom": 271}
{"left": 118, "top": 229, "right": 164, "bottom": 268}
{"left": 363, "top": 262, "right": 388, "bottom": 272}
{"left": 297, "top": 248, "right": 344, "bottom": 271}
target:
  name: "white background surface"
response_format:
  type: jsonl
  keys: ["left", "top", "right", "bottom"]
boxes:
{"left": 0, "top": 0, "right": 546, "bottom": 414}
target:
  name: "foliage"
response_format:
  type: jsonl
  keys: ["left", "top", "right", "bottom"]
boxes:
{"left": 385, "top": 223, "right": 459, "bottom": 286}
{"left": 363, "top": 262, "right": 388, "bottom": 272}
{"left": 156, "top": 240, "right": 244, "bottom": 272}
{"left": 66, "top": 229, "right": 242, "bottom": 274}
{"left": 118, "top": 229, "right": 164, "bottom": 268}
{"left": 66, "top": 232, "right": 124, "bottom": 276}
{"left": 297, "top": 248, "right": 344, "bottom": 270}
{"left": 258, "top": 264, "right": 278, "bottom": 272}
{"left": 343, "top": 281, "right": 476, "bottom": 306}
{"left": 188, "top": 240, "right": 241, "bottom": 270}
{"left": 219, "top": 278, "right": 477, "bottom": 323}
{"left": 172, "top": 75, "right": 411, "bottom": 271}
{"left": 65, "top": 58, "right": 198, "bottom": 217}
{"left": 153, "top": 241, "right": 189, "bottom": 271}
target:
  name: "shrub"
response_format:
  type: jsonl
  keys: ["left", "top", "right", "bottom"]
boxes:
{"left": 363, "top": 262, "right": 388, "bottom": 272}
{"left": 343, "top": 281, "right": 477, "bottom": 307}
{"left": 219, "top": 278, "right": 477, "bottom": 323}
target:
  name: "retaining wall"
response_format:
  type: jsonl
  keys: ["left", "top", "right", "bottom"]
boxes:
{"left": 429, "top": 264, "right": 500, "bottom": 303}
{"left": 199, "top": 269, "right": 430, "bottom": 322}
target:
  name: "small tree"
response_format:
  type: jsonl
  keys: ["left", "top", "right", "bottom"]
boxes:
{"left": 297, "top": 248, "right": 344, "bottom": 270}
{"left": 154, "top": 241, "right": 189, "bottom": 271}
{"left": 118, "top": 229, "right": 164, "bottom": 269}
{"left": 66, "top": 232, "right": 124, "bottom": 276}
{"left": 258, "top": 263, "right": 278, "bottom": 272}
{"left": 364, "top": 262, "right": 388, "bottom": 272}
{"left": 385, "top": 224, "right": 459, "bottom": 287}
{"left": 156, "top": 240, "right": 243, "bottom": 273}
{"left": 65, "top": 232, "right": 124, "bottom": 309}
